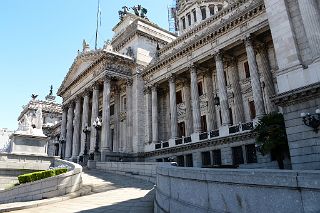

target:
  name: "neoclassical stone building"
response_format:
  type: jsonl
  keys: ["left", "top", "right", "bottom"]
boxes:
{"left": 58, "top": 0, "right": 320, "bottom": 170}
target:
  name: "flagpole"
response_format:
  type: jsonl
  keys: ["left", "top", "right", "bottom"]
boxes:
{"left": 94, "top": 0, "right": 100, "bottom": 50}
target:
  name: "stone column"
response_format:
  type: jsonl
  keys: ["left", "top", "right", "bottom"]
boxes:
{"left": 169, "top": 75, "right": 178, "bottom": 138}
{"left": 101, "top": 77, "right": 111, "bottom": 161}
{"left": 145, "top": 87, "right": 152, "bottom": 143}
{"left": 60, "top": 106, "right": 67, "bottom": 143}
{"left": 152, "top": 85, "right": 159, "bottom": 142}
{"left": 65, "top": 103, "right": 74, "bottom": 159}
{"left": 126, "top": 80, "right": 133, "bottom": 152}
{"left": 204, "top": 72, "right": 216, "bottom": 131}
{"left": 298, "top": 0, "right": 320, "bottom": 60}
{"left": 80, "top": 90, "right": 90, "bottom": 156}
{"left": 257, "top": 45, "right": 277, "bottom": 113}
{"left": 244, "top": 37, "right": 265, "bottom": 118}
{"left": 71, "top": 97, "right": 81, "bottom": 161}
{"left": 90, "top": 84, "right": 100, "bottom": 153}
{"left": 215, "top": 52, "right": 230, "bottom": 126}
{"left": 114, "top": 87, "right": 120, "bottom": 152}
{"left": 190, "top": 66, "right": 202, "bottom": 133}
{"left": 183, "top": 80, "right": 193, "bottom": 136}
{"left": 229, "top": 58, "right": 245, "bottom": 124}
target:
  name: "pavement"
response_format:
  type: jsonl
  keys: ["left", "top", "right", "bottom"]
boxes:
{"left": 1, "top": 169, "right": 155, "bottom": 213}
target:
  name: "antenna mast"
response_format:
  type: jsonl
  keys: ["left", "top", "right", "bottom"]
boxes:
{"left": 94, "top": 0, "right": 101, "bottom": 50}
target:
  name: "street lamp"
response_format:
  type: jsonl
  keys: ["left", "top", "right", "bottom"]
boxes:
{"left": 81, "top": 124, "right": 91, "bottom": 163}
{"left": 301, "top": 109, "right": 320, "bottom": 133}
{"left": 92, "top": 117, "right": 102, "bottom": 160}
{"left": 59, "top": 138, "right": 65, "bottom": 159}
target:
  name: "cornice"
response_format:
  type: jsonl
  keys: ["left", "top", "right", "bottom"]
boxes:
{"left": 143, "top": 0, "right": 265, "bottom": 77}
{"left": 272, "top": 82, "right": 320, "bottom": 107}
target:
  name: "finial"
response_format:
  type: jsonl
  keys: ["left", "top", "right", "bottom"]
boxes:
{"left": 49, "top": 85, "right": 53, "bottom": 96}
{"left": 82, "top": 39, "right": 90, "bottom": 52}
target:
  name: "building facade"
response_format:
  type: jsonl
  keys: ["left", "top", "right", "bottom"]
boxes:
{"left": 58, "top": 0, "right": 320, "bottom": 170}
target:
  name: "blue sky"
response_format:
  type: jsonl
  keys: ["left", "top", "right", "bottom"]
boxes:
{"left": 0, "top": 0, "right": 173, "bottom": 130}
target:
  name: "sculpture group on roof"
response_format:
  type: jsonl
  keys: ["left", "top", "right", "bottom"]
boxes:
{"left": 118, "top": 5, "right": 148, "bottom": 20}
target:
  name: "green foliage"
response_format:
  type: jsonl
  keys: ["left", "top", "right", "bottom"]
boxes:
{"left": 17, "top": 168, "right": 68, "bottom": 184}
{"left": 254, "top": 112, "right": 288, "bottom": 154}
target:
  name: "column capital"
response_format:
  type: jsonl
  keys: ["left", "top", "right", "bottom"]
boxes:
{"left": 214, "top": 50, "right": 224, "bottom": 62}
{"left": 103, "top": 75, "right": 111, "bottom": 83}
{"left": 167, "top": 73, "right": 175, "bottom": 83}
{"left": 82, "top": 88, "right": 91, "bottom": 97}
{"left": 143, "top": 87, "right": 151, "bottom": 95}
{"left": 92, "top": 82, "right": 100, "bottom": 90}
{"left": 126, "top": 79, "right": 133, "bottom": 87}
{"left": 151, "top": 83, "right": 159, "bottom": 91}
{"left": 244, "top": 35, "right": 254, "bottom": 47}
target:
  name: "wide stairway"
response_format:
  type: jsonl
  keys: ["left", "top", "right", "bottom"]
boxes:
{"left": 9, "top": 168, "right": 155, "bottom": 213}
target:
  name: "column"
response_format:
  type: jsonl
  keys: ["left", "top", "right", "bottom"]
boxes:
{"left": 60, "top": 106, "right": 67, "bottom": 158}
{"left": 152, "top": 85, "right": 159, "bottom": 142}
{"left": 257, "top": 45, "right": 277, "bottom": 113}
{"left": 215, "top": 52, "right": 230, "bottom": 125}
{"left": 190, "top": 66, "right": 202, "bottom": 133}
{"left": 101, "top": 77, "right": 111, "bottom": 161}
{"left": 244, "top": 37, "right": 265, "bottom": 118}
{"left": 169, "top": 75, "right": 178, "bottom": 138}
{"left": 114, "top": 87, "right": 120, "bottom": 152}
{"left": 71, "top": 97, "right": 81, "bottom": 161}
{"left": 145, "top": 87, "right": 152, "bottom": 143}
{"left": 65, "top": 103, "right": 74, "bottom": 159}
{"left": 229, "top": 58, "right": 245, "bottom": 123}
{"left": 126, "top": 80, "right": 133, "bottom": 152}
{"left": 204, "top": 72, "right": 216, "bottom": 131}
{"left": 183, "top": 80, "right": 193, "bottom": 136}
{"left": 90, "top": 84, "right": 99, "bottom": 153}
{"left": 80, "top": 90, "right": 90, "bottom": 156}
{"left": 298, "top": 0, "right": 320, "bottom": 60}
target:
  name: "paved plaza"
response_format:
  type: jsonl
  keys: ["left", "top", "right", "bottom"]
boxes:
{"left": 8, "top": 170, "right": 154, "bottom": 213}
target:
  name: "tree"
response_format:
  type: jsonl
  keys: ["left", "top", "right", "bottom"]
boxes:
{"left": 254, "top": 112, "right": 290, "bottom": 169}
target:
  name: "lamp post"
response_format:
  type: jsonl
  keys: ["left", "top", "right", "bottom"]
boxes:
{"left": 92, "top": 117, "right": 102, "bottom": 161}
{"left": 59, "top": 138, "right": 65, "bottom": 159}
{"left": 82, "top": 124, "right": 90, "bottom": 163}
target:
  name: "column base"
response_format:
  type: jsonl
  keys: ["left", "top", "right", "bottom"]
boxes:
{"left": 87, "top": 160, "right": 96, "bottom": 169}
{"left": 69, "top": 156, "right": 78, "bottom": 163}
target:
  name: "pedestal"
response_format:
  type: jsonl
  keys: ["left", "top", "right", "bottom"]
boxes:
{"left": 10, "top": 133, "right": 48, "bottom": 156}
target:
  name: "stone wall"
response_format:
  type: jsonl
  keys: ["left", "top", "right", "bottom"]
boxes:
{"left": 155, "top": 165, "right": 320, "bottom": 213}
{"left": 0, "top": 159, "right": 82, "bottom": 204}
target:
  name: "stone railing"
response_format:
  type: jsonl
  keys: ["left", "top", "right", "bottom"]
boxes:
{"left": 155, "top": 165, "right": 320, "bottom": 213}
{"left": 95, "top": 162, "right": 170, "bottom": 184}
{"left": 0, "top": 158, "right": 82, "bottom": 204}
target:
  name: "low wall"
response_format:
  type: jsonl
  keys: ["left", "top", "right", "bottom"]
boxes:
{"left": 0, "top": 159, "right": 82, "bottom": 204}
{"left": 155, "top": 166, "right": 320, "bottom": 213}
{"left": 0, "top": 153, "right": 55, "bottom": 170}
{"left": 95, "top": 162, "right": 169, "bottom": 184}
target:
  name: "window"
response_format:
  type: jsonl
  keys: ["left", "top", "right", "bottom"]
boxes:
{"left": 176, "top": 90, "right": 183, "bottom": 104}
{"left": 110, "top": 105, "right": 115, "bottom": 116}
{"left": 181, "top": 17, "right": 186, "bottom": 30}
{"left": 209, "top": 5, "right": 215, "bottom": 16}
{"left": 201, "top": 115, "right": 207, "bottom": 132}
{"left": 178, "top": 122, "right": 186, "bottom": 137}
{"left": 187, "top": 13, "right": 191, "bottom": 26}
{"left": 202, "top": 151, "right": 211, "bottom": 166}
{"left": 186, "top": 154, "right": 193, "bottom": 167}
{"left": 219, "top": 110, "right": 222, "bottom": 126}
{"left": 229, "top": 107, "right": 233, "bottom": 125}
{"left": 217, "top": 5, "right": 223, "bottom": 11}
{"left": 198, "top": 81, "right": 203, "bottom": 96}
{"left": 111, "top": 129, "right": 115, "bottom": 151}
{"left": 122, "top": 97, "right": 127, "bottom": 111}
{"left": 244, "top": 61, "right": 250, "bottom": 78}
{"left": 224, "top": 71, "right": 228, "bottom": 86}
{"left": 249, "top": 101, "right": 256, "bottom": 119}
{"left": 176, "top": 155, "right": 185, "bottom": 167}
{"left": 192, "top": 9, "right": 197, "bottom": 23}
{"left": 232, "top": 146, "right": 244, "bottom": 165}
{"left": 201, "top": 6, "right": 207, "bottom": 20}
{"left": 212, "top": 149, "right": 222, "bottom": 165}
{"left": 246, "top": 144, "right": 257, "bottom": 163}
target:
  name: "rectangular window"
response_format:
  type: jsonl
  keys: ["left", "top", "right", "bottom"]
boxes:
{"left": 123, "top": 97, "right": 127, "bottom": 111}
{"left": 176, "top": 90, "right": 183, "bottom": 104}
{"left": 176, "top": 155, "right": 185, "bottom": 167}
{"left": 181, "top": 17, "right": 186, "bottom": 30}
{"left": 229, "top": 107, "right": 233, "bottom": 125}
{"left": 218, "top": 5, "right": 223, "bottom": 11}
{"left": 178, "top": 122, "right": 186, "bottom": 137}
{"left": 249, "top": 101, "right": 256, "bottom": 119}
{"left": 110, "top": 104, "right": 115, "bottom": 116}
{"left": 212, "top": 149, "right": 222, "bottom": 165}
{"left": 219, "top": 110, "right": 222, "bottom": 126}
{"left": 202, "top": 151, "right": 211, "bottom": 166}
{"left": 198, "top": 81, "right": 203, "bottom": 96}
{"left": 246, "top": 144, "right": 257, "bottom": 164}
{"left": 186, "top": 154, "right": 193, "bottom": 167}
{"left": 201, "top": 115, "right": 207, "bottom": 132}
{"left": 244, "top": 61, "right": 250, "bottom": 78}
{"left": 209, "top": 5, "right": 215, "bottom": 16}
{"left": 192, "top": 9, "right": 197, "bottom": 23}
{"left": 111, "top": 129, "right": 114, "bottom": 151}
{"left": 187, "top": 13, "right": 191, "bottom": 26}
{"left": 232, "top": 146, "right": 244, "bottom": 165}
{"left": 224, "top": 71, "right": 228, "bottom": 86}
{"left": 201, "top": 6, "right": 207, "bottom": 20}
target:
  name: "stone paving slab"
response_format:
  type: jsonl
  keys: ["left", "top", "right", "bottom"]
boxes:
{"left": 3, "top": 169, "right": 154, "bottom": 213}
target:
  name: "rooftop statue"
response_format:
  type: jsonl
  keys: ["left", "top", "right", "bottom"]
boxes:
{"left": 118, "top": 6, "right": 129, "bottom": 19}
{"left": 118, "top": 5, "right": 148, "bottom": 19}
